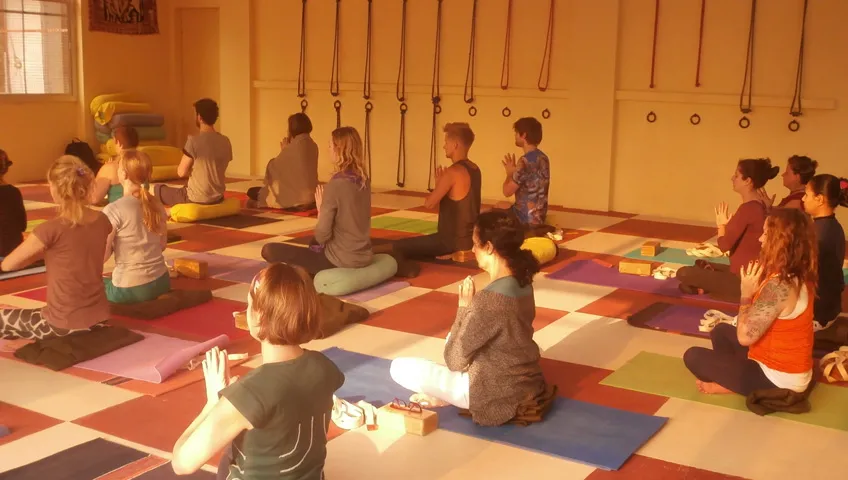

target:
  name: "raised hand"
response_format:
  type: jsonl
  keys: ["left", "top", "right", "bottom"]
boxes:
{"left": 502, "top": 153, "right": 517, "bottom": 176}
{"left": 739, "top": 261, "right": 764, "bottom": 299}
{"left": 458, "top": 275, "right": 476, "bottom": 307}
{"left": 202, "top": 347, "right": 230, "bottom": 405}
{"left": 714, "top": 202, "right": 730, "bottom": 227}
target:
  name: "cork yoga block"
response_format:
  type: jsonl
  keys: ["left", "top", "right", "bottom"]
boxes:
{"left": 641, "top": 241, "right": 661, "bottom": 257}
{"left": 377, "top": 404, "right": 439, "bottom": 436}
{"left": 173, "top": 258, "right": 208, "bottom": 279}
{"left": 618, "top": 260, "right": 653, "bottom": 276}
{"left": 234, "top": 311, "right": 247, "bottom": 331}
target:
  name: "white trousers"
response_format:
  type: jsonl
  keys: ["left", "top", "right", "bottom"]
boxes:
{"left": 390, "top": 357, "right": 470, "bottom": 409}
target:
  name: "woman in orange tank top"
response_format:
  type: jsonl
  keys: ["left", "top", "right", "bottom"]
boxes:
{"left": 683, "top": 208, "right": 817, "bottom": 395}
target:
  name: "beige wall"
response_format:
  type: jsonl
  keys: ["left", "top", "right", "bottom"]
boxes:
{"left": 243, "top": 0, "right": 848, "bottom": 225}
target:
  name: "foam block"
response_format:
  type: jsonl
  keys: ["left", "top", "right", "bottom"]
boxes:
{"left": 313, "top": 254, "right": 398, "bottom": 296}
{"left": 173, "top": 258, "right": 208, "bottom": 279}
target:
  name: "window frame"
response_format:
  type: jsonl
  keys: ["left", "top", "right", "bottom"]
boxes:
{"left": 0, "top": 0, "right": 77, "bottom": 103}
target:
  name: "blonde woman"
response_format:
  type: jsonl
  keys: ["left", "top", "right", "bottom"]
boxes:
{"left": 89, "top": 126, "right": 140, "bottom": 205}
{"left": 0, "top": 156, "right": 111, "bottom": 339}
{"left": 261, "top": 126, "right": 373, "bottom": 275}
{"left": 102, "top": 150, "right": 170, "bottom": 304}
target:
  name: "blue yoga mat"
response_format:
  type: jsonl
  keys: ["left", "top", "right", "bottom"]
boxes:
{"left": 322, "top": 347, "right": 668, "bottom": 471}
{"left": 624, "top": 247, "right": 730, "bottom": 266}
{"left": 0, "top": 258, "right": 46, "bottom": 281}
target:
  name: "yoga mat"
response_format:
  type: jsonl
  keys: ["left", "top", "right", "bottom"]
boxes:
{"left": 340, "top": 281, "right": 410, "bottom": 303}
{"left": 601, "top": 352, "right": 848, "bottom": 431}
{"left": 75, "top": 332, "right": 230, "bottom": 383}
{"left": 0, "top": 438, "right": 148, "bottom": 480}
{"left": 624, "top": 247, "right": 730, "bottom": 266}
{"left": 547, "top": 260, "right": 734, "bottom": 304}
{"left": 370, "top": 216, "right": 438, "bottom": 235}
{"left": 0, "top": 258, "right": 46, "bottom": 281}
{"left": 322, "top": 347, "right": 667, "bottom": 471}
{"left": 627, "top": 302, "right": 727, "bottom": 339}
{"left": 150, "top": 298, "right": 249, "bottom": 341}
{"left": 216, "top": 262, "right": 267, "bottom": 284}
{"left": 25, "top": 219, "right": 45, "bottom": 232}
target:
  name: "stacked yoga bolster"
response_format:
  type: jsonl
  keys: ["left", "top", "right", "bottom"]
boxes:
{"left": 95, "top": 126, "right": 167, "bottom": 144}
{"left": 93, "top": 113, "right": 166, "bottom": 133}
{"left": 313, "top": 254, "right": 399, "bottom": 296}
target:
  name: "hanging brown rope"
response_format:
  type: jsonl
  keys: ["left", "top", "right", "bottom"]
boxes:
{"left": 538, "top": 0, "right": 554, "bottom": 119}
{"left": 500, "top": 0, "right": 513, "bottom": 117}
{"left": 463, "top": 0, "right": 478, "bottom": 117}
{"left": 395, "top": 0, "right": 408, "bottom": 187}
{"left": 738, "top": 0, "right": 757, "bottom": 129}
{"left": 297, "top": 0, "right": 308, "bottom": 112}
{"left": 363, "top": 0, "right": 373, "bottom": 175}
{"left": 428, "top": 0, "right": 444, "bottom": 191}
{"left": 788, "top": 0, "right": 808, "bottom": 132}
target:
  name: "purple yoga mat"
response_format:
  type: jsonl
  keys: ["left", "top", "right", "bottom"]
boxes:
{"left": 340, "top": 281, "right": 410, "bottom": 303}
{"left": 217, "top": 262, "right": 267, "bottom": 284}
{"left": 547, "top": 260, "right": 734, "bottom": 304}
{"left": 75, "top": 332, "right": 230, "bottom": 383}
{"left": 641, "top": 304, "right": 718, "bottom": 337}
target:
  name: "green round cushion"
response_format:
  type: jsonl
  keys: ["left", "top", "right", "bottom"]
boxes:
{"left": 313, "top": 253, "right": 398, "bottom": 296}
{"left": 521, "top": 236, "right": 557, "bottom": 265}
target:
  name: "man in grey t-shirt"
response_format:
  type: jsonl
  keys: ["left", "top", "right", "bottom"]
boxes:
{"left": 155, "top": 98, "right": 233, "bottom": 207}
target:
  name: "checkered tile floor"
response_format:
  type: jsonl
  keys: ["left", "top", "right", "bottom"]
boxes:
{"left": 1, "top": 179, "right": 845, "bottom": 480}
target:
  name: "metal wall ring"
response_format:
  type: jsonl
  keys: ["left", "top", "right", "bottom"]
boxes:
{"left": 738, "top": 116, "right": 750, "bottom": 129}
{"left": 690, "top": 113, "right": 701, "bottom": 125}
{"left": 502, "top": 107, "right": 511, "bottom": 117}
{"left": 646, "top": 111, "right": 657, "bottom": 123}
{"left": 300, "top": 99, "right": 308, "bottom": 111}
{"left": 365, "top": 101, "right": 373, "bottom": 112}
{"left": 434, "top": 104, "right": 442, "bottom": 114}
{"left": 400, "top": 103, "right": 408, "bottom": 113}
{"left": 788, "top": 119, "right": 800, "bottom": 132}
{"left": 468, "top": 106, "right": 477, "bottom": 117}
{"left": 541, "top": 109, "right": 551, "bottom": 119}
{"left": 333, "top": 100, "right": 342, "bottom": 109}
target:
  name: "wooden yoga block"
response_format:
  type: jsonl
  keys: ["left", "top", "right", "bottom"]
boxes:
{"left": 618, "top": 260, "right": 652, "bottom": 276}
{"left": 234, "top": 311, "right": 247, "bottom": 331}
{"left": 641, "top": 241, "right": 661, "bottom": 257}
{"left": 377, "top": 404, "right": 439, "bottom": 436}
{"left": 173, "top": 258, "right": 208, "bottom": 279}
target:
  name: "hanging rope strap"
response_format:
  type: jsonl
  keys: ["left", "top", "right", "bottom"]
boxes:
{"left": 297, "top": 0, "right": 308, "bottom": 112}
{"left": 790, "top": 0, "right": 809, "bottom": 118}
{"left": 428, "top": 0, "right": 444, "bottom": 192}
{"left": 396, "top": 0, "right": 407, "bottom": 102}
{"left": 649, "top": 0, "right": 659, "bottom": 88}
{"left": 695, "top": 0, "right": 706, "bottom": 87}
{"left": 330, "top": 0, "right": 341, "bottom": 97}
{"left": 538, "top": 0, "right": 555, "bottom": 92}
{"left": 739, "top": 0, "right": 757, "bottom": 116}
{"left": 501, "top": 0, "right": 512, "bottom": 90}
{"left": 364, "top": 102, "right": 373, "bottom": 176}
{"left": 363, "top": 0, "right": 372, "bottom": 100}
{"left": 395, "top": 0, "right": 408, "bottom": 186}
{"left": 464, "top": 0, "right": 478, "bottom": 116}
{"left": 397, "top": 103, "right": 407, "bottom": 187}
{"left": 363, "top": 0, "right": 373, "bottom": 175}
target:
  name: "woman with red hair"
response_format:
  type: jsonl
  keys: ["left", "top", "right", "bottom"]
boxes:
{"left": 683, "top": 208, "right": 817, "bottom": 395}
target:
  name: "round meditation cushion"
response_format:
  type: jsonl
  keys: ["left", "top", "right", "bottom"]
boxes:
{"left": 151, "top": 165, "right": 180, "bottom": 182}
{"left": 313, "top": 254, "right": 398, "bottom": 296}
{"left": 521, "top": 236, "right": 557, "bottom": 265}
{"left": 169, "top": 197, "right": 241, "bottom": 223}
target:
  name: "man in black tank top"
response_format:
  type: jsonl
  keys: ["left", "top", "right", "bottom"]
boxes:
{"left": 384, "top": 122, "right": 482, "bottom": 260}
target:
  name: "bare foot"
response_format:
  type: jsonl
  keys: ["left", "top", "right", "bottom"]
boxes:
{"left": 697, "top": 381, "right": 733, "bottom": 394}
{"left": 410, "top": 393, "right": 450, "bottom": 408}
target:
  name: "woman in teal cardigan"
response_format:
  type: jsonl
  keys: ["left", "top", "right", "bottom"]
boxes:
{"left": 390, "top": 210, "right": 552, "bottom": 426}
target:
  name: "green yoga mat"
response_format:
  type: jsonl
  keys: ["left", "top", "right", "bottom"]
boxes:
{"left": 601, "top": 352, "right": 848, "bottom": 431}
{"left": 624, "top": 247, "right": 730, "bottom": 266}
{"left": 371, "top": 216, "right": 437, "bottom": 235}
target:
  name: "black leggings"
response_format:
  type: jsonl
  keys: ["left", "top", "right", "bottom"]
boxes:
{"left": 246, "top": 186, "right": 261, "bottom": 201}
{"left": 391, "top": 233, "right": 467, "bottom": 260}
{"left": 677, "top": 262, "right": 741, "bottom": 303}
{"left": 261, "top": 241, "right": 335, "bottom": 276}
{"left": 683, "top": 323, "right": 776, "bottom": 396}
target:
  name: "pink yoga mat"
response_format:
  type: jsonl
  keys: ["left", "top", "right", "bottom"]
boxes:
{"left": 75, "top": 332, "right": 230, "bottom": 383}
{"left": 340, "top": 281, "right": 410, "bottom": 303}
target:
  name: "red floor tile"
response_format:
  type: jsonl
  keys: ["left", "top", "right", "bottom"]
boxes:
{"left": 586, "top": 454, "right": 746, "bottom": 479}
{"left": 0, "top": 402, "right": 63, "bottom": 446}
{"left": 405, "top": 263, "right": 472, "bottom": 290}
{"left": 13, "top": 286, "right": 47, "bottom": 302}
{"left": 167, "top": 225, "right": 273, "bottom": 252}
{"left": 139, "top": 297, "right": 249, "bottom": 341}
{"left": 539, "top": 358, "right": 667, "bottom": 416}
{"left": 24, "top": 207, "right": 57, "bottom": 221}
{"left": 19, "top": 185, "right": 54, "bottom": 203}
{"left": 0, "top": 272, "right": 47, "bottom": 296}
{"left": 599, "top": 219, "right": 717, "bottom": 244}
{"left": 170, "top": 276, "right": 237, "bottom": 292}
{"left": 73, "top": 364, "right": 253, "bottom": 467}
{"left": 365, "top": 291, "right": 564, "bottom": 339}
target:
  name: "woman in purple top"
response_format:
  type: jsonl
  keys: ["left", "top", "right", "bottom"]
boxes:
{"left": 677, "top": 158, "right": 778, "bottom": 303}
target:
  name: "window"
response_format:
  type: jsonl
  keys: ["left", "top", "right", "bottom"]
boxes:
{"left": 0, "top": 0, "right": 73, "bottom": 95}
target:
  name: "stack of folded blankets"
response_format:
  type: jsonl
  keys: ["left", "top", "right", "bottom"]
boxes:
{"left": 90, "top": 93, "right": 183, "bottom": 182}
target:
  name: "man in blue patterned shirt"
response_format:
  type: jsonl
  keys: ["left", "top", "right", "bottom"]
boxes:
{"left": 501, "top": 117, "right": 550, "bottom": 226}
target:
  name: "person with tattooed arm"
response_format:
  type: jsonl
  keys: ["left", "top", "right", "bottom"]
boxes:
{"left": 683, "top": 208, "right": 816, "bottom": 396}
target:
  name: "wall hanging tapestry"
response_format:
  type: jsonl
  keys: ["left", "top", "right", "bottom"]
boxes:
{"left": 89, "top": 0, "right": 159, "bottom": 35}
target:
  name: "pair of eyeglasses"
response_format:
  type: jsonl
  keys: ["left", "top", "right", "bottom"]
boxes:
{"left": 390, "top": 398, "right": 423, "bottom": 414}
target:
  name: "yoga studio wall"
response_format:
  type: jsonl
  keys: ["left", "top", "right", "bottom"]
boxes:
{"left": 245, "top": 0, "right": 848, "bottom": 224}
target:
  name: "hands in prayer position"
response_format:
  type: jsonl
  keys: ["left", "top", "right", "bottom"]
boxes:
{"left": 458, "top": 275, "right": 476, "bottom": 308}
{"left": 203, "top": 346, "right": 238, "bottom": 405}
{"left": 739, "top": 261, "right": 764, "bottom": 300}
{"left": 502, "top": 153, "right": 518, "bottom": 177}
{"left": 756, "top": 188, "right": 776, "bottom": 209}
{"left": 714, "top": 202, "right": 730, "bottom": 227}
{"left": 315, "top": 185, "right": 324, "bottom": 212}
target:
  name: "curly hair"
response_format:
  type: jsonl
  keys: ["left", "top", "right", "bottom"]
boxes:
{"left": 758, "top": 208, "right": 818, "bottom": 290}
{"left": 475, "top": 210, "right": 540, "bottom": 287}
{"left": 330, "top": 126, "right": 368, "bottom": 187}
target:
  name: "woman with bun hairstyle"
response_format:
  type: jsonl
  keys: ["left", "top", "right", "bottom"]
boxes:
{"left": 678, "top": 158, "right": 779, "bottom": 303}
{"left": 802, "top": 174, "right": 847, "bottom": 331}
{"left": 758, "top": 155, "right": 818, "bottom": 211}
{"left": 390, "top": 210, "right": 553, "bottom": 427}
